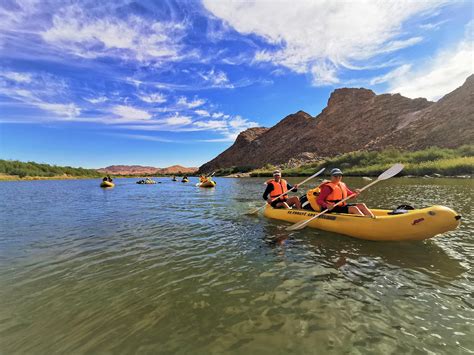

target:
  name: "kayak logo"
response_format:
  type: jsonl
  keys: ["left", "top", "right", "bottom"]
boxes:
{"left": 288, "top": 211, "right": 309, "bottom": 216}
{"left": 412, "top": 218, "right": 425, "bottom": 225}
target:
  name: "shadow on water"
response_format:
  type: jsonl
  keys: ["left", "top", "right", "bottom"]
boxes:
{"left": 259, "top": 222, "right": 466, "bottom": 283}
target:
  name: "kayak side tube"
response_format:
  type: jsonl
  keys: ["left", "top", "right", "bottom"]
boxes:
{"left": 263, "top": 205, "right": 461, "bottom": 241}
{"left": 100, "top": 181, "right": 115, "bottom": 188}
{"left": 198, "top": 180, "right": 216, "bottom": 188}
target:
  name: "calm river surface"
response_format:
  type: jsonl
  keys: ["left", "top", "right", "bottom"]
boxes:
{"left": 0, "top": 177, "right": 472, "bottom": 354}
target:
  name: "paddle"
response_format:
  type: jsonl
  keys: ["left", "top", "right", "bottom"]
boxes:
{"left": 286, "top": 163, "right": 404, "bottom": 231}
{"left": 245, "top": 168, "right": 326, "bottom": 215}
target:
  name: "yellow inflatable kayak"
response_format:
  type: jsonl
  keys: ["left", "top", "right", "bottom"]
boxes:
{"left": 181, "top": 178, "right": 189, "bottom": 183}
{"left": 264, "top": 205, "right": 460, "bottom": 241}
{"left": 198, "top": 180, "right": 216, "bottom": 188}
{"left": 100, "top": 181, "right": 115, "bottom": 188}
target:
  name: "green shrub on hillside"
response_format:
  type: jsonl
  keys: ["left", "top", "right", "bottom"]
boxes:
{"left": 249, "top": 146, "right": 474, "bottom": 177}
{"left": 0, "top": 160, "right": 101, "bottom": 178}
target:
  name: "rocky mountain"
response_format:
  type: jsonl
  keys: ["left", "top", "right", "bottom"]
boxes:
{"left": 199, "top": 75, "right": 473, "bottom": 172}
{"left": 97, "top": 165, "right": 197, "bottom": 175}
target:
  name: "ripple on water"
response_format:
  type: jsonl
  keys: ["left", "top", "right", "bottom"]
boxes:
{"left": 0, "top": 177, "right": 473, "bottom": 353}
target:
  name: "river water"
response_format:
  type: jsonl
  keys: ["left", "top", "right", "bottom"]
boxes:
{"left": 0, "top": 177, "right": 472, "bottom": 354}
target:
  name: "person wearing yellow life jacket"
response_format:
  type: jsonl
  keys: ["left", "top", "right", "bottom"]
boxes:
{"left": 200, "top": 175, "right": 208, "bottom": 183}
{"left": 316, "top": 168, "right": 374, "bottom": 217}
{"left": 263, "top": 170, "right": 301, "bottom": 209}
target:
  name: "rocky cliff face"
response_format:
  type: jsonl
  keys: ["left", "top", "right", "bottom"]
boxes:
{"left": 199, "top": 75, "right": 473, "bottom": 172}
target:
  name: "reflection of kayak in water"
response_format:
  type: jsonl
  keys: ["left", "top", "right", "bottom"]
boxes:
{"left": 264, "top": 205, "right": 461, "bottom": 242}
{"left": 100, "top": 181, "right": 114, "bottom": 188}
{"left": 262, "top": 225, "right": 466, "bottom": 282}
{"left": 197, "top": 180, "right": 216, "bottom": 188}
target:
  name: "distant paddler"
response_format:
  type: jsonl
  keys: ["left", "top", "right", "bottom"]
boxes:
{"left": 101, "top": 175, "right": 113, "bottom": 183}
{"left": 263, "top": 170, "right": 301, "bottom": 209}
{"left": 100, "top": 175, "right": 114, "bottom": 187}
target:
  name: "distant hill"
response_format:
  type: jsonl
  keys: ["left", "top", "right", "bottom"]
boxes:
{"left": 199, "top": 75, "right": 474, "bottom": 172}
{"left": 97, "top": 165, "right": 197, "bottom": 175}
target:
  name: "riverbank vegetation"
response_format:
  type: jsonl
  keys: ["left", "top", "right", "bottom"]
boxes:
{"left": 0, "top": 160, "right": 101, "bottom": 180}
{"left": 225, "top": 146, "right": 474, "bottom": 177}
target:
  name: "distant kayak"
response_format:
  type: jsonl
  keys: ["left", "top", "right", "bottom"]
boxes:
{"left": 198, "top": 180, "right": 216, "bottom": 188}
{"left": 264, "top": 205, "right": 460, "bottom": 241}
{"left": 136, "top": 179, "right": 157, "bottom": 184}
{"left": 182, "top": 178, "right": 189, "bottom": 183}
{"left": 100, "top": 181, "right": 115, "bottom": 188}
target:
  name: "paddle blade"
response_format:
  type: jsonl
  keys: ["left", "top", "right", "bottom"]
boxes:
{"left": 378, "top": 163, "right": 404, "bottom": 180}
{"left": 315, "top": 167, "right": 326, "bottom": 176}
{"left": 245, "top": 208, "right": 260, "bottom": 216}
{"left": 286, "top": 219, "right": 309, "bottom": 231}
{"left": 245, "top": 204, "right": 264, "bottom": 215}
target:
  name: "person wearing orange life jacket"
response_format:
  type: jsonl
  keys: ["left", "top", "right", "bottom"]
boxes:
{"left": 317, "top": 168, "right": 374, "bottom": 217}
{"left": 263, "top": 170, "right": 301, "bottom": 209}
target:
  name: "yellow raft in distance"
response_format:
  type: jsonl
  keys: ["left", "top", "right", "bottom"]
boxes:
{"left": 264, "top": 205, "right": 461, "bottom": 241}
{"left": 100, "top": 181, "right": 115, "bottom": 188}
{"left": 198, "top": 180, "right": 216, "bottom": 188}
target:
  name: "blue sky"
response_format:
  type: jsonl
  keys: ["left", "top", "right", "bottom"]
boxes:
{"left": 0, "top": 0, "right": 472, "bottom": 168}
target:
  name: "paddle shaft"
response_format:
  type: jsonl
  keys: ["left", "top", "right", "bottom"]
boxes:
{"left": 250, "top": 168, "right": 325, "bottom": 213}
{"left": 267, "top": 169, "right": 326, "bottom": 203}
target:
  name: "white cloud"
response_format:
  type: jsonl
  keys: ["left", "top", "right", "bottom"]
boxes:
{"left": 177, "top": 96, "right": 205, "bottom": 108}
{"left": 106, "top": 133, "right": 177, "bottom": 143}
{"left": 165, "top": 113, "right": 192, "bottom": 125}
{"left": 0, "top": 69, "right": 80, "bottom": 118}
{"left": 137, "top": 92, "right": 167, "bottom": 104}
{"left": 379, "top": 37, "right": 424, "bottom": 54}
{"left": 85, "top": 96, "right": 108, "bottom": 104}
{"left": 211, "top": 112, "right": 224, "bottom": 118}
{"left": 389, "top": 21, "right": 474, "bottom": 100}
{"left": 112, "top": 105, "right": 151, "bottom": 120}
{"left": 370, "top": 64, "right": 412, "bottom": 85}
{"left": 112, "top": 107, "right": 258, "bottom": 142}
{"left": 228, "top": 115, "right": 258, "bottom": 130}
{"left": 204, "top": 0, "right": 447, "bottom": 85}
{"left": 195, "top": 109, "right": 210, "bottom": 116}
{"left": 198, "top": 68, "right": 231, "bottom": 87}
{"left": 419, "top": 20, "right": 448, "bottom": 30}
{"left": 41, "top": 5, "right": 187, "bottom": 63}
{"left": 0, "top": 0, "right": 40, "bottom": 37}
{"left": 310, "top": 62, "right": 340, "bottom": 86}
{"left": 194, "top": 120, "right": 227, "bottom": 130}
{"left": 193, "top": 114, "right": 258, "bottom": 142}
{"left": 0, "top": 71, "right": 33, "bottom": 83}
{"left": 35, "top": 102, "right": 81, "bottom": 118}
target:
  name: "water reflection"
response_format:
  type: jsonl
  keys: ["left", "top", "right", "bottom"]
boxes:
{"left": 259, "top": 221, "right": 465, "bottom": 285}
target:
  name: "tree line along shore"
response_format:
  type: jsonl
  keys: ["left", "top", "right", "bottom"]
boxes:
{"left": 215, "top": 146, "right": 474, "bottom": 178}
{"left": 0, "top": 160, "right": 193, "bottom": 181}
{"left": 0, "top": 146, "right": 472, "bottom": 181}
